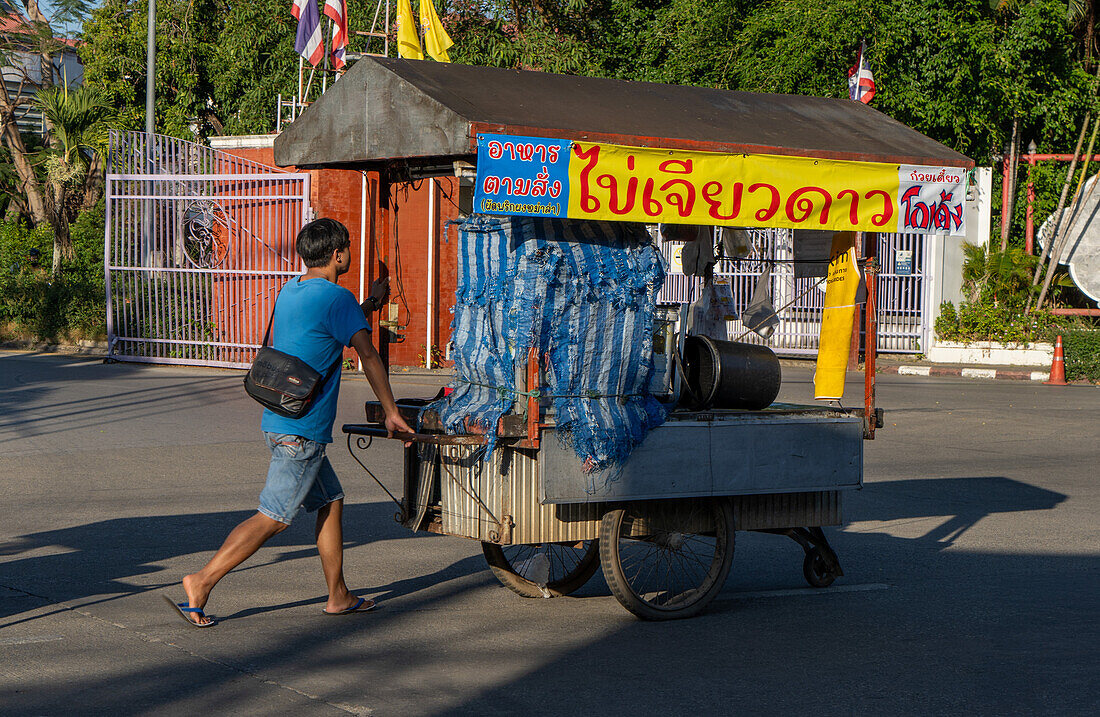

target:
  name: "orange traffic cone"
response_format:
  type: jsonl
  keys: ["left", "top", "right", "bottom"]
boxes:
{"left": 1044, "top": 335, "right": 1067, "bottom": 385}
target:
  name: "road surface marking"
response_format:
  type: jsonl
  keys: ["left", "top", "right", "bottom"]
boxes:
{"left": 716, "top": 583, "right": 891, "bottom": 602}
{"left": 0, "top": 634, "right": 64, "bottom": 646}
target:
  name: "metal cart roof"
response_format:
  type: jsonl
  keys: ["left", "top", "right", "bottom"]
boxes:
{"left": 273, "top": 57, "right": 973, "bottom": 171}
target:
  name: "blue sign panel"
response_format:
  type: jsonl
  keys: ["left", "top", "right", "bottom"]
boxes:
{"left": 895, "top": 249, "right": 913, "bottom": 276}
{"left": 473, "top": 134, "right": 570, "bottom": 217}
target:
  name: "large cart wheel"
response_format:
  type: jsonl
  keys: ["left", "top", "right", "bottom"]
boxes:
{"left": 482, "top": 541, "right": 601, "bottom": 598}
{"left": 599, "top": 498, "right": 735, "bottom": 620}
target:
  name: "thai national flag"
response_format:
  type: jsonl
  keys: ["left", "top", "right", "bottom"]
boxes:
{"left": 847, "top": 40, "right": 875, "bottom": 104}
{"left": 292, "top": 0, "right": 324, "bottom": 67}
{"left": 324, "top": 0, "right": 349, "bottom": 69}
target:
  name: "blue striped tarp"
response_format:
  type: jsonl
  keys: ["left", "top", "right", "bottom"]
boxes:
{"left": 429, "top": 215, "right": 668, "bottom": 473}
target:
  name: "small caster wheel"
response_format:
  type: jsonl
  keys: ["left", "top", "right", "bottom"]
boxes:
{"left": 802, "top": 550, "right": 837, "bottom": 588}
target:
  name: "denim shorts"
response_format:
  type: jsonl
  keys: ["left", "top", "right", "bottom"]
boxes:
{"left": 258, "top": 432, "right": 344, "bottom": 524}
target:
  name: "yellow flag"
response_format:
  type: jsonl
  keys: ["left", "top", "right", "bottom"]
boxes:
{"left": 814, "top": 232, "right": 862, "bottom": 400}
{"left": 419, "top": 0, "right": 453, "bottom": 62}
{"left": 396, "top": 0, "right": 423, "bottom": 60}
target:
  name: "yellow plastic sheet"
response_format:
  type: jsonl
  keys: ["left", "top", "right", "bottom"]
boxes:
{"left": 814, "top": 232, "right": 862, "bottom": 400}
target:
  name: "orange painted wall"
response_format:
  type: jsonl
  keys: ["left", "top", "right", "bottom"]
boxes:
{"left": 220, "top": 145, "right": 460, "bottom": 367}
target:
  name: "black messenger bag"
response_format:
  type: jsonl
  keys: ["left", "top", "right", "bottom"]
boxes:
{"left": 244, "top": 296, "right": 342, "bottom": 419}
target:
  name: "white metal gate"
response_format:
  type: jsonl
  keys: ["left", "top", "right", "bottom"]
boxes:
{"left": 658, "top": 230, "right": 928, "bottom": 355}
{"left": 104, "top": 131, "right": 311, "bottom": 367}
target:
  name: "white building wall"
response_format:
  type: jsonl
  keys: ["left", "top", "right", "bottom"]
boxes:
{"left": 921, "top": 166, "right": 992, "bottom": 350}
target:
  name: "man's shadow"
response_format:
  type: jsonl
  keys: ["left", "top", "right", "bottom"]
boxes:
{"left": 0, "top": 500, "right": 486, "bottom": 624}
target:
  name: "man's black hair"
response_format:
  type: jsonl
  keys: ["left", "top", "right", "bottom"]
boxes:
{"left": 296, "top": 218, "right": 350, "bottom": 268}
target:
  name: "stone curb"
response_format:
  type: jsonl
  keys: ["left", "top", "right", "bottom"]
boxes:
{"left": 0, "top": 340, "right": 109, "bottom": 356}
{"left": 878, "top": 364, "right": 1051, "bottom": 382}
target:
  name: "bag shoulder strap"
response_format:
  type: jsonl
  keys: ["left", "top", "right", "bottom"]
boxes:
{"left": 261, "top": 277, "right": 345, "bottom": 388}
{"left": 319, "top": 351, "right": 343, "bottom": 387}
{"left": 260, "top": 283, "right": 287, "bottom": 348}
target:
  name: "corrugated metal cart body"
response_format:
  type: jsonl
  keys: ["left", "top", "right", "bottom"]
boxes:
{"left": 436, "top": 444, "right": 603, "bottom": 544}
{"left": 425, "top": 408, "right": 860, "bottom": 545}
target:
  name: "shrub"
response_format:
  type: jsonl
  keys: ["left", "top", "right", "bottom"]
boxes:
{"left": 934, "top": 300, "right": 1072, "bottom": 345}
{"left": 0, "top": 202, "right": 105, "bottom": 342}
{"left": 1062, "top": 331, "right": 1100, "bottom": 382}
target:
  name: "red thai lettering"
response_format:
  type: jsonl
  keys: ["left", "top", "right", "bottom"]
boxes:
{"left": 866, "top": 189, "right": 893, "bottom": 227}
{"left": 702, "top": 181, "right": 743, "bottom": 221}
{"left": 660, "top": 179, "right": 696, "bottom": 218}
{"left": 837, "top": 189, "right": 859, "bottom": 226}
{"left": 900, "top": 186, "right": 929, "bottom": 229}
{"left": 487, "top": 141, "right": 504, "bottom": 160}
{"left": 748, "top": 183, "right": 780, "bottom": 222}
{"left": 785, "top": 186, "right": 832, "bottom": 225}
{"left": 658, "top": 159, "right": 693, "bottom": 174}
{"left": 641, "top": 179, "right": 662, "bottom": 216}
{"left": 598, "top": 174, "right": 638, "bottom": 215}
{"left": 573, "top": 144, "right": 601, "bottom": 213}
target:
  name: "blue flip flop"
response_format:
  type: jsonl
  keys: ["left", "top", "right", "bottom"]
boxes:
{"left": 162, "top": 594, "right": 217, "bottom": 628}
{"left": 322, "top": 596, "right": 377, "bottom": 615}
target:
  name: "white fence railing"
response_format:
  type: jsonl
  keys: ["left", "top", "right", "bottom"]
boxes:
{"left": 658, "top": 229, "right": 928, "bottom": 355}
{"left": 104, "top": 131, "right": 312, "bottom": 367}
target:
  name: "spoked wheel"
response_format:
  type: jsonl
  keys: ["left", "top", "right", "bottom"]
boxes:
{"left": 802, "top": 549, "right": 837, "bottom": 588}
{"left": 482, "top": 541, "right": 601, "bottom": 598}
{"left": 600, "top": 499, "right": 735, "bottom": 620}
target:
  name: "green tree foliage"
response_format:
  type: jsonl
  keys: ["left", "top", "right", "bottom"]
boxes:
{"left": 33, "top": 82, "right": 118, "bottom": 271}
{"left": 80, "top": 0, "right": 399, "bottom": 136}
{"left": 79, "top": 0, "right": 222, "bottom": 137}
{"left": 214, "top": 0, "right": 299, "bottom": 135}
{"left": 76, "top": 0, "right": 1096, "bottom": 163}
{"left": 0, "top": 200, "right": 106, "bottom": 341}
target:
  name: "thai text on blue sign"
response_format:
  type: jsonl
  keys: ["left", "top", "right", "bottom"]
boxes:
{"left": 473, "top": 134, "right": 569, "bottom": 217}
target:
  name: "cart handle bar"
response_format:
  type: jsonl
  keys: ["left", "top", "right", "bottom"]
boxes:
{"left": 342, "top": 425, "right": 489, "bottom": 445}
{"left": 341, "top": 424, "right": 542, "bottom": 450}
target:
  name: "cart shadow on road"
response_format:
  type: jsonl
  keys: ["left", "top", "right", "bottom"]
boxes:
{"left": 0, "top": 476, "right": 1069, "bottom": 625}
{"left": 432, "top": 478, "right": 1091, "bottom": 716}
{"left": 845, "top": 475, "right": 1067, "bottom": 547}
{"left": 1, "top": 476, "right": 1095, "bottom": 715}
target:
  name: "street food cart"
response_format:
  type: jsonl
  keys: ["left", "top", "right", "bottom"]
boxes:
{"left": 275, "top": 58, "right": 973, "bottom": 619}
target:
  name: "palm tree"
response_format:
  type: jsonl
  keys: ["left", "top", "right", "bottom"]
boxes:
{"left": 32, "top": 83, "right": 117, "bottom": 276}
{"left": 1067, "top": 1, "right": 1099, "bottom": 64}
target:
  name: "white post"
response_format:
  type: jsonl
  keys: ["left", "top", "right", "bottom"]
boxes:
{"left": 145, "top": 0, "right": 155, "bottom": 135}
{"left": 143, "top": 0, "right": 156, "bottom": 269}
{"left": 359, "top": 171, "right": 369, "bottom": 372}
{"left": 426, "top": 179, "right": 436, "bottom": 369}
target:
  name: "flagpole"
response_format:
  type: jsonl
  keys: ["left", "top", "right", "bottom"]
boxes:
{"left": 322, "top": 16, "right": 330, "bottom": 93}
{"left": 297, "top": 56, "right": 304, "bottom": 118}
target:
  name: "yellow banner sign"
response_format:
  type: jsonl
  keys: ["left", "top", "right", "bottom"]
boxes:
{"left": 563, "top": 142, "right": 966, "bottom": 235}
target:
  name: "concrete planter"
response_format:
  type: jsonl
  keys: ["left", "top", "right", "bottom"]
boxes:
{"left": 928, "top": 340, "right": 1054, "bottom": 367}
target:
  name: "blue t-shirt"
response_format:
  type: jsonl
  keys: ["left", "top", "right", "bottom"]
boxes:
{"left": 260, "top": 276, "right": 370, "bottom": 443}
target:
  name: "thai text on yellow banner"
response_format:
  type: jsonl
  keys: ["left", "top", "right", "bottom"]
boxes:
{"left": 567, "top": 142, "right": 911, "bottom": 234}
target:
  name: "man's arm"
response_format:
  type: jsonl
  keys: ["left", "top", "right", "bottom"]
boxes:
{"left": 349, "top": 328, "right": 414, "bottom": 443}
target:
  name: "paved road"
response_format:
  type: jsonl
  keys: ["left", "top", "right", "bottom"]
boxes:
{"left": 1, "top": 350, "right": 1097, "bottom": 716}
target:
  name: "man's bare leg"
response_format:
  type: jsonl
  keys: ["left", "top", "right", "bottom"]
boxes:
{"left": 315, "top": 499, "right": 365, "bottom": 612}
{"left": 181, "top": 512, "right": 287, "bottom": 625}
